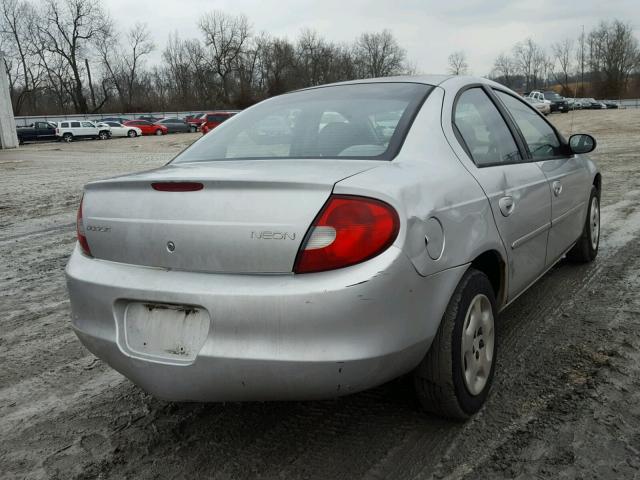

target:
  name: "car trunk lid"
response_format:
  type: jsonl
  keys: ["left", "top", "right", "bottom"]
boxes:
{"left": 81, "top": 160, "right": 378, "bottom": 273}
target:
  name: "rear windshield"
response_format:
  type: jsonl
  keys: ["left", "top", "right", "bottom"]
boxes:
{"left": 173, "top": 83, "right": 432, "bottom": 163}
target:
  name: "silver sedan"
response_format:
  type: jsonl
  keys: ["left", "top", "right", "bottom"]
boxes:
{"left": 66, "top": 76, "right": 600, "bottom": 419}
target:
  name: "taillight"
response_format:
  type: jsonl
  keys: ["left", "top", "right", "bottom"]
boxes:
{"left": 294, "top": 195, "right": 400, "bottom": 274}
{"left": 76, "top": 195, "right": 92, "bottom": 256}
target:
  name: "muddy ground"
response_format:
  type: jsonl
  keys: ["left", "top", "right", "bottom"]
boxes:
{"left": 1, "top": 109, "right": 640, "bottom": 479}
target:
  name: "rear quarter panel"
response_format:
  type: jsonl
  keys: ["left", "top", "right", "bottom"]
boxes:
{"left": 334, "top": 87, "right": 507, "bottom": 279}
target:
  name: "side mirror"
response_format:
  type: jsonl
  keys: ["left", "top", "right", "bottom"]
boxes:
{"left": 568, "top": 134, "right": 596, "bottom": 154}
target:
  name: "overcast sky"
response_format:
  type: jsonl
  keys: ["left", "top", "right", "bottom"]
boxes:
{"left": 108, "top": 0, "right": 639, "bottom": 75}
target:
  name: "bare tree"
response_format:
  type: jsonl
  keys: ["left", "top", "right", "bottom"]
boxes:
{"left": 587, "top": 20, "right": 640, "bottom": 98}
{"left": 513, "top": 38, "right": 546, "bottom": 91}
{"left": 99, "top": 22, "right": 154, "bottom": 110}
{"left": 0, "top": 0, "right": 42, "bottom": 113}
{"left": 353, "top": 30, "right": 406, "bottom": 78}
{"left": 447, "top": 50, "right": 469, "bottom": 75}
{"left": 552, "top": 38, "right": 574, "bottom": 95}
{"left": 492, "top": 53, "right": 519, "bottom": 88}
{"left": 37, "top": 0, "right": 111, "bottom": 113}
{"left": 198, "top": 10, "right": 250, "bottom": 105}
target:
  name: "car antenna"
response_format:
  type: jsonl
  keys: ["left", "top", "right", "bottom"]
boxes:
{"left": 569, "top": 80, "right": 578, "bottom": 137}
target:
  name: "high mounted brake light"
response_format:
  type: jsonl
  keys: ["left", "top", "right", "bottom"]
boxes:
{"left": 294, "top": 195, "right": 400, "bottom": 274}
{"left": 151, "top": 182, "right": 204, "bottom": 192}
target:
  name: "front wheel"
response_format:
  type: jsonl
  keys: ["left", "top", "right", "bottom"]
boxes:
{"left": 190, "top": 125, "right": 197, "bottom": 132}
{"left": 155, "top": 129, "right": 163, "bottom": 136}
{"left": 127, "top": 130, "right": 137, "bottom": 138}
{"left": 413, "top": 269, "right": 497, "bottom": 420}
{"left": 98, "top": 131, "right": 109, "bottom": 140}
{"left": 566, "top": 186, "right": 600, "bottom": 262}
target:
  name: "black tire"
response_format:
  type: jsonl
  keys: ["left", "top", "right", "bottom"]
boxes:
{"left": 98, "top": 131, "right": 109, "bottom": 140}
{"left": 18, "top": 137, "right": 24, "bottom": 145}
{"left": 566, "top": 185, "right": 600, "bottom": 263}
{"left": 63, "top": 133, "right": 73, "bottom": 143}
{"left": 190, "top": 125, "right": 197, "bottom": 133}
{"left": 413, "top": 268, "right": 498, "bottom": 420}
{"left": 127, "top": 129, "right": 137, "bottom": 138}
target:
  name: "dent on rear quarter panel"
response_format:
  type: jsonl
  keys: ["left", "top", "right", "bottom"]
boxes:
{"left": 333, "top": 87, "right": 507, "bottom": 278}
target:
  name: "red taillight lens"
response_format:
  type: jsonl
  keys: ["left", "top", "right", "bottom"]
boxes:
{"left": 294, "top": 195, "right": 400, "bottom": 274}
{"left": 76, "top": 195, "right": 92, "bottom": 256}
{"left": 151, "top": 182, "right": 203, "bottom": 192}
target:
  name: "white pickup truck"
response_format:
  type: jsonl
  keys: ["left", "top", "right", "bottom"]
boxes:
{"left": 527, "top": 91, "right": 569, "bottom": 113}
{"left": 56, "top": 121, "right": 111, "bottom": 142}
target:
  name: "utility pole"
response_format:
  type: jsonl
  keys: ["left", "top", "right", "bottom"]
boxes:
{"left": 580, "top": 25, "right": 585, "bottom": 97}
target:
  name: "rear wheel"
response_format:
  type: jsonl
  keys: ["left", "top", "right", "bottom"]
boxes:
{"left": 413, "top": 269, "right": 497, "bottom": 420}
{"left": 190, "top": 125, "right": 197, "bottom": 132}
{"left": 566, "top": 186, "right": 600, "bottom": 262}
{"left": 98, "top": 131, "right": 109, "bottom": 140}
{"left": 63, "top": 133, "right": 73, "bottom": 143}
{"left": 127, "top": 129, "right": 137, "bottom": 138}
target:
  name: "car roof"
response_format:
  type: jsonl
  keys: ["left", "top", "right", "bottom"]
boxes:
{"left": 292, "top": 75, "right": 513, "bottom": 95}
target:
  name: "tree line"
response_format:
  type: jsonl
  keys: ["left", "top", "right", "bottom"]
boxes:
{"left": 0, "top": 0, "right": 412, "bottom": 115}
{"left": 488, "top": 20, "right": 640, "bottom": 98}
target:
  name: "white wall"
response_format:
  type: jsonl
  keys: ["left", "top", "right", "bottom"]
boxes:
{"left": 0, "top": 54, "right": 18, "bottom": 149}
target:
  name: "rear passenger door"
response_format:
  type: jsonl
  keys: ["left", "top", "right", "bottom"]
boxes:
{"left": 69, "top": 121, "right": 82, "bottom": 136}
{"left": 453, "top": 87, "right": 552, "bottom": 300}
{"left": 494, "top": 91, "right": 591, "bottom": 265}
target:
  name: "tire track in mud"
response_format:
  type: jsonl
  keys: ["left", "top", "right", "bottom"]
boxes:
{"left": 0, "top": 222, "right": 75, "bottom": 243}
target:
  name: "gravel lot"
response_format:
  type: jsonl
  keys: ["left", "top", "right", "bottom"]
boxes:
{"left": 1, "top": 110, "right": 640, "bottom": 479}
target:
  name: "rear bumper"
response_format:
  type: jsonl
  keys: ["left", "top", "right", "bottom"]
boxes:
{"left": 65, "top": 245, "right": 467, "bottom": 401}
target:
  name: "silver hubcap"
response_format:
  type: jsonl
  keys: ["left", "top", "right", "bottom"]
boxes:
{"left": 590, "top": 196, "right": 600, "bottom": 250}
{"left": 461, "top": 294, "right": 494, "bottom": 396}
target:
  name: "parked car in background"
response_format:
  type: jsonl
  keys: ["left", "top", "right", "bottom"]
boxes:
{"left": 186, "top": 113, "right": 207, "bottom": 131}
{"left": 566, "top": 98, "right": 582, "bottom": 110}
{"left": 137, "top": 115, "right": 162, "bottom": 123}
{"left": 602, "top": 100, "right": 619, "bottom": 109}
{"left": 56, "top": 121, "right": 111, "bottom": 142}
{"left": 528, "top": 91, "right": 568, "bottom": 113}
{"left": 581, "top": 98, "right": 604, "bottom": 109}
{"left": 100, "top": 122, "right": 142, "bottom": 138}
{"left": 123, "top": 120, "right": 168, "bottom": 136}
{"left": 67, "top": 76, "right": 601, "bottom": 420}
{"left": 184, "top": 113, "right": 203, "bottom": 122}
{"left": 16, "top": 121, "right": 57, "bottom": 144}
{"left": 200, "top": 111, "right": 239, "bottom": 135}
{"left": 95, "top": 117, "right": 130, "bottom": 124}
{"left": 524, "top": 96, "right": 550, "bottom": 115}
{"left": 157, "top": 117, "right": 191, "bottom": 133}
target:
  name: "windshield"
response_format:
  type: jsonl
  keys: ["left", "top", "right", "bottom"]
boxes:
{"left": 173, "top": 82, "right": 432, "bottom": 163}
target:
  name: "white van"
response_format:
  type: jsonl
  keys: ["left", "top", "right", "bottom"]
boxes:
{"left": 56, "top": 121, "right": 111, "bottom": 142}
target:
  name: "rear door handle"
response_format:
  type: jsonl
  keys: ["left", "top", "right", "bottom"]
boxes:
{"left": 552, "top": 180, "right": 563, "bottom": 196}
{"left": 499, "top": 196, "right": 515, "bottom": 217}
